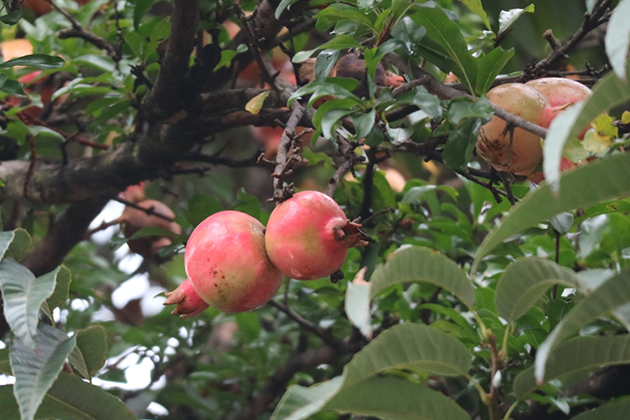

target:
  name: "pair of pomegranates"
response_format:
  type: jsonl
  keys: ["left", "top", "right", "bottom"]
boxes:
{"left": 475, "top": 77, "right": 591, "bottom": 177}
{"left": 165, "top": 191, "right": 366, "bottom": 317}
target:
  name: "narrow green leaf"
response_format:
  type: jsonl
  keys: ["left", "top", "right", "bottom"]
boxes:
{"left": 46, "top": 266, "right": 72, "bottom": 310}
{"left": 326, "top": 376, "right": 469, "bottom": 420}
{"left": 314, "top": 50, "right": 340, "bottom": 82}
{"left": 0, "top": 231, "right": 17, "bottom": 261}
{"left": 0, "top": 260, "right": 57, "bottom": 350}
{"left": 535, "top": 267, "right": 630, "bottom": 382}
{"left": 495, "top": 258, "right": 581, "bottom": 323}
{"left": 474, "top": 48, "right": 514, "bottom": 94}
{"left": 11, "top": 324, "right": 76, "bottom": 420}
{"left": 275, "top": 0, "right": 299, "bottom": 19}
{"left": 573, "top": 200, "right": 630, "bottom": 225}
{"left": 543, "top": 69, "right": 630, "bottom": 192}
{"left": 411, "top": 6, "right": 477, "bottom": 94}
{"left": 271, "top": 377, "right": 344, "bottom": 420}
{"left": 345, "top": 278, "right": 372, "bottom": 338}
{"left": 473, "top": 152, "right": 630, "bottom": 271}
{"left": 68, "top": 325, "right": 108, "bottom": 380}
{"left": 315, "top": 4, "right": 374, "bottom": 31}
{"left": 371, "top": 246, "right": 476, "bottom": 308}
{"left": 498, "top": 4, "right": 535, "bottom": 35}
{"left": 5, "top": 228, "right": 31, "bottom": 262}
{"left": 571, "top": 397, "right": 630, "bottom": 420}
{"left": 0, "top": 10, "right": 22, "bottom": 25}
{"left": 515, "top": 335, "right": 630, "bottom": 398}
{"left": 133, "top": 0, "right": 154, "bottom": 29}
{"left": 0, "top": 54, "right": 64, "bottom": 70}
{"left": 443, "top": 118, "right": 483, "bottom": 170}
{"left": 605, "top": 0, "right": 630, "bottom": 79}
{"left": 457, "top": 0, "right": 491, "bottom": 31}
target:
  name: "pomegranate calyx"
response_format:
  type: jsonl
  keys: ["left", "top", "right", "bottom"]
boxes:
{"left": 164, "top": 279, "right": 209, "bottom": 319}
{"left": 333, "top": 220, "right": 369, "bottom": 248}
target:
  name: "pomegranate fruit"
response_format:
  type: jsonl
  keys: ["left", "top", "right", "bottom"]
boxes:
{"left": 526, "top": 77, "right": 592, "bottom": 138}
{"left": 123, "top": 199, "right": 181, "bottom": 258}
{"left": 265, "top": 191, "right": 367, "bottom": 280}
{"left": 164, "top": 278, "right": 210, "bottom": 318}
{"left": 184, "top": 211, "right": 283, "bottom": 312}
{"left": 476, "top": 83, "right": 550, "bottom": 175}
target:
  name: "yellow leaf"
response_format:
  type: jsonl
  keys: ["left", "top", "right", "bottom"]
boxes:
{"left": 582, "top": 128, "right": 611, "bottom": 153}
{"left": 245, "top": 91, "right": 271, "bottom": 115}
{"left": 622, "top": 110, "right": 630, "bottom": 124}
{"left": 590, "top": 113, "right": 618, "bottom": 138}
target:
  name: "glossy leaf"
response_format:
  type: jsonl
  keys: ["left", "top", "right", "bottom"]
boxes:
{"left": 605, "top": 0, "right": 630, "bottom": 79}
{"left": 443, "top": 118, "right": 483, "bottom": 170}
{"left": 571, "top": 397, "right": 630, "bottom": 420}
{"left": 0, "top": 260, "right": 57, "bottom": 350}
{"left": 11, "top": 324, "right": 76, "bottom": 420}
{"left": 0, "top": 10, "right": 21, "bottom": 25}
{"left": 315, "top": 4, "right": 374, "bottom": 31}
{"left": 474, "top": 152, "right": 630, "bottom": 270}
{"left": 371, "top": 246, "right": 476, "bottom": 308}
{"left": 458, "top": 0, "right": 491, "bottom": 30}
{"left": 4, "top": 228, "right": 31, "bottom": 262}
{"left": 474, "top": 47, "right": 514, "bottom": 94}
{"left": 68, "top": 326, "right": 108, "bottom": 380}
{"left": 314, "top": 50, "right": 340, "bottom": 82}
{"left": 0, "top": 54, "right": 64, "bottom": 70}
{"left": 411, "top": 6, "right": 476, "bottom": 94}
{"left": 543, "top": 69, "right": 630, "bottom": 192}
{"left": 495, "top": 258, "right": 581, "bottom": 322}
{"left": 498, "top": 4, "right": 535, "bottom": 35}
{"left": 515, "top": 335, "right": 630, "bottom": 398}
{"left": 0, "top": 229, "right": 30, "bottom": 261}
{"left": 535, "top": 267, "right": 630, "bottom": 382}
{"left": 345, "top": 275, "right": 372, "bottom": 338}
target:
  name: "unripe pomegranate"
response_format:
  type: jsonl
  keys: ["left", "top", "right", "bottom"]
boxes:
{"left": 164, "top": 278, "right": 210, "bottom": 318}
{"left": 120, "top": 182, "right": 146, "bottom": 203}
{"left": 265, "top": 191, "right": 367, "bottom": 280}
{"left": 123, "top": 199, "right": 181, "bottom": 258}
{"left": 184, "top": 211, "right": 283, "bottom": 313}
{"left": 476, "top": 83, "right": 550, "bottom": 175}
{"left": 526, "top": 77, "right": 592, "bottom": 138}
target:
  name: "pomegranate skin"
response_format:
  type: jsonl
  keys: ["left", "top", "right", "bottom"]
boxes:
{"left": 265, "top": 191, "right": 360, "bottom": 280}
{"left": 476, "top": 83, "right": 550, "bottom": 175}
{"left": 184, "top": 211, "right": 283, "bottom": 313}
{"left": 164, "top": 278, "right": 210, "bottom": 318}
{"left": 526, "top": 77, "right": 591, "bottom": 108}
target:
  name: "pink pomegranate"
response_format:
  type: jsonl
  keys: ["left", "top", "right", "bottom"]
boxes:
{"left": 265, "top": 191, "right": 367, "bottom": 280}
{"left": 527, "top": 157, "right": 577, "bottom": 184}
{"left": 184, "top": 211, "right": 283, "bottom": 313}
{"left": 476, "top": 83, "right": 550, "bottom": 175}
{"left": 164, "top": 278, "right": 210, "bottom": 318}
{"left": 526, "top": 77, "right": 592, "bottom": 138}
{"left": 120, "top": 182, "right": 146, "bottom": 203}
{"left": 123, "top": 199, "right": 181, "bottom": 258}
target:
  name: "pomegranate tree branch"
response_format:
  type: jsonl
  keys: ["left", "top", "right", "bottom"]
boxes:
{"left": 113, "top": 197, "right": 175, "bottom": 222}
{"left": 534, "top": 0, "right": 613, "bottom": 71}
{"left": 326, "top": 136, "right": 365, "bottom": 198}
{"left": 268, "top": 299, "right": 338, "bottom": 347}
{"left": 50, "top": 0, "right": 120, "bottom": 60}
{"left": 384, "top": 53, "right": 548, "bottom": 138}
{"left": 233, "top": 336, "right": 363, "bottom": 420}
{"left": 144, "top": 0, "right": 199, "bottom": 120}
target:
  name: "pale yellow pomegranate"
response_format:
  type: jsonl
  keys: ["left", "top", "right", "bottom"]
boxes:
{"left": 476, "top": 84, "right": 550, "bottom": 175}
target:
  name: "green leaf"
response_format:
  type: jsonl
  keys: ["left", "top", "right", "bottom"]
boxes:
{"left": 495, "top": 258, "right": 581, "bottom": 323}
{"left": 185, "top": 195, "right": 222, "bottom": 226}
{"left": 402, "top": 185, "right": 459, "bottom": 203}
{"left": 68, "top": 326, "right": 108, "bottom": 380}
{"left": 288, "top": 82, "right": 361, "bottom": 107}
{"left": 0, "top": 373, "right": 139, "bottom": 420}
{"left": 571, "top": 397, "right": 630, "bottom": 420}
{"left": 574, "top": 200, "right": 630, "bottom": 225}
{"left": 411, "top": 6, "right": 477, "bottom": 94}
{"left": 1, "top": 79, "right": 25, "bottom": 97}
{"left": 11, "top": 324, "right": 77, "bottom": 420}
{"left": 314, "top": 50, "right": 340, "bottom": 82}
{"left": 275, "top": 0, "right": 299, "bottom": 19}
{"left": 395, "top": 86, "right": 443, "bottom": 118}
{"left": 345, "top": 277, "right": 372, "bottom": 338}
{"left": 0, "top": 260, "right": 57, "bottom": 350}
{"left": 133, "top": 0, "right": 154, "bottom": 29}
{"left": 498, "top": 4, "right": 535, "bottom": 35}
{"left": 515, "top": 335, "right": 630, "bottom": 398}
{"left": 473, "top": 152, "right": 630, "bottom": 271}
{"left": 443, "top": 118, "right": 483, "bottom": 170}
{"left": 0, "top": 54, "right": 64, "bottom": 70}
{"left": 46, "top": 265, "right": 71, "bottom": 310}
{"left": 326, "top": 376, "right": 469, "bottom": 420}
{"left": 543, "top": 69, "right": 630, "bottom": 192}
{"left": 605, "top": 0, "right": 630, "bottom": 79}
{"left": 0, "top": 10, "right": 22, "bottom": 25}
{"left": 0, "top": 229, "right": 30, "bottom": 262}
{"left": 535, "top": 267, "right": 630, "bottom": 382}
{"left": 315, "top": 4, "right": 374, "bottom": 32}
{"left": 271, "top": 324, "right": 471, "bottom": 420}
{"left": 474, "top": 48, "right": 514, "bottom": 94}
{"left": 457, "top": 0, "right": 491, "bottom": 31}
{"left": 371, "top": 246, "right": 476, "bottom": 308}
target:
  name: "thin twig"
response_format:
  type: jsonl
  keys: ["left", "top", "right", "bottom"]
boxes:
{"left": 113, "top": 197, "right": 175, "bottom": 222}
{"left": 268, "top": 299, "right": 339, "bottom": 347}
{"left": 23, "top": 135, "right": 36, "bottom": 197}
